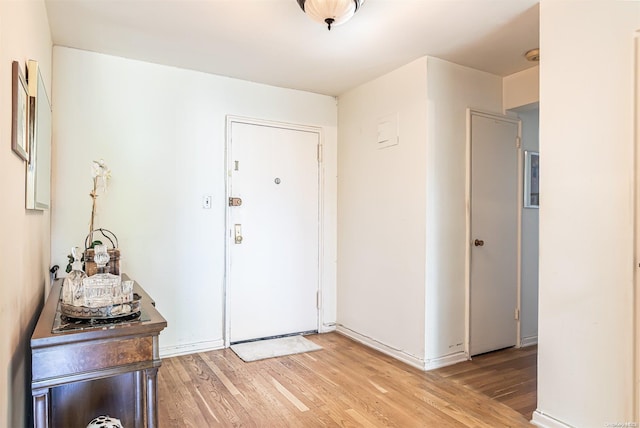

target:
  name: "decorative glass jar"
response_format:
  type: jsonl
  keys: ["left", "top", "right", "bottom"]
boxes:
{"left": 62, "top": 247, "right": 87, "bottom": 306}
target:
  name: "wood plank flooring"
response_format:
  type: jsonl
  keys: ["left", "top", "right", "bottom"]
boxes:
{"left": 434, "top": 344, "right": 537, "bottom": 421}
{"left": 158, "top": 333, "right": 535, "bottom": 427}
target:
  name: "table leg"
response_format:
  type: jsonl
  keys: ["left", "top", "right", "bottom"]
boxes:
{"left": 134, "top": 370, "right": 144, "bottom": 428}
{"left": 145, "top": 367, "right": 159, "bottom": 428}
{"left": 32, "top": 389, "right": 49, "bottom": 428}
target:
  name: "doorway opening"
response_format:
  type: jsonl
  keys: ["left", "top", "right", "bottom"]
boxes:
{"left": 224, "top": 116, "right": 324, "bottom": 347}
{"left": 466, "top": 110, "right": 521, "bottom": 356}
{"left": 508, "top": 103, "right": 540, "bottom": 351}
{"left": 465, "top": 106, "right": 539, "bottom": 357}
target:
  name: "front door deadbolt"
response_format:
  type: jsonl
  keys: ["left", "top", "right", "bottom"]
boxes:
{"left": 229, "top": 197, "right": 242, "bottom": 207}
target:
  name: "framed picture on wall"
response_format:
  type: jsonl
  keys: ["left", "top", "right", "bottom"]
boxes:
{"left": 11, "top": 61, "right": 29, "bottom": 162}
{"left": 524, "top": 150, "right": 539, "bottom": 208}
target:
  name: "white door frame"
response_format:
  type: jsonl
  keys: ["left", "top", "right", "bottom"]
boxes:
{"left": 224, "top": 115, "right": 325, "bottom": 347}
{"left": 464, "top": 109, "right": 523, "bottom": 357}
{"left": 634, "top": 30, "right": 640, "bottom": 424}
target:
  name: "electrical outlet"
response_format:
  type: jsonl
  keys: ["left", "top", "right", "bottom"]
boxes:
{"left": 203, "top": 195, "right": 212, "bottom": 209}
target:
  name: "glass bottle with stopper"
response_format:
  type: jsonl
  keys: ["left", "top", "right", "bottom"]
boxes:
{"left": 81, "top": 244, "right": 122, "bottom": 307}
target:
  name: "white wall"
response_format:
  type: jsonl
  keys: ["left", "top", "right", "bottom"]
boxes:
{"left": 337, "top": 58, "right": 429, "bottom": 366}
{"left": 51, "top": 47, "right": 338, "bottom": 357}
{"left": 534, "top": 1, "right": 638, "bottom": 427}
{"left": 337, "top": 56, "right": 503, "bottom": 369}
{"left": 425, "top": 57, "right": 502, "bottom": 364}
{"left": 504, "top": 66, "right": 539, "bottom": 111}
{"left": 0, "top": 1, "right": 52, "bottom": 426}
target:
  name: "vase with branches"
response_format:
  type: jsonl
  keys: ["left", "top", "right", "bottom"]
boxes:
{"left": 88, "top": 159, "right": 111, "bottom": 245}
{"left": 65, "top": 159, "right": 112, "bottom": 274}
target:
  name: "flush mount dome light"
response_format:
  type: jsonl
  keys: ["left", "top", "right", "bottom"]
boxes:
{"left": 296, "top": 0, "right": 366, "bottom": 30}
{"left": 525, "top": 48, "right": 540, "bottom": 62}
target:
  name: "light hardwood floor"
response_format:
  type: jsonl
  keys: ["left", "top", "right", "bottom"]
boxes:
{"left": 434, "top": 343, "right": 537, "bottom": 421}
{"left": 158, "top": 333, "right": 535, "bottom": 427}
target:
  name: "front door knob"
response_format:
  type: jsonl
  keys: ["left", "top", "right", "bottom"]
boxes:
{"left": 474, "top": 239, "right": 484, "bottom": 247}
{"left": 234, "top": 224, "right": 243, "bottom": 244}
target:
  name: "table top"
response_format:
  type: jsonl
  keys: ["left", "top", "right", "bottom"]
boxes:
{"left": 31, "top": 274, "right": 167, "bottom": 350}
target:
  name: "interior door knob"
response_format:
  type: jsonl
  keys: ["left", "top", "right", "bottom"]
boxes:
{"left": 474, "top": 239, "right": 484, "bottom": 247}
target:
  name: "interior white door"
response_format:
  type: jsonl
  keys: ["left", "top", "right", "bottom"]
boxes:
{"left": 470, "top": 113, "right": 519, "bottom": 356}
{"left": 228, "top": 121, "right": 319, "bottom": 343}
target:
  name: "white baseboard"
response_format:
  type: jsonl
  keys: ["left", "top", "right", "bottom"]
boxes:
{"left": 531, "top": 410, "right": 574, "bottom": 428}
{"left": 319, "top": 323, "right": 337, "bottom": 333}
{"left": 160, "top": 339, "right": 225, "bottom": 359}
{"left": 425, "top": 351, "right": 469, "bottom": 370}
{"left": 521, "top": 335, "right": 538, "bottom": 347}
{"left": 336, "top": 325, "right": 426, "bottom": 370}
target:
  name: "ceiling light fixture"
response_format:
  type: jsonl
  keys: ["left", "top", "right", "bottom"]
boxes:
{"left": 525, "top": 48, "right": 540, "bottom": 62}
{"left": 296, "top": 0, "right": 365, "bottom": 31}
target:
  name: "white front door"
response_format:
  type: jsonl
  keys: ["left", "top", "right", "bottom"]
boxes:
{"left": 470, "top": 112, "right": 519, "bottom": 356}
{"left": 228, "top": 120, "right": 320, "bottom": 343}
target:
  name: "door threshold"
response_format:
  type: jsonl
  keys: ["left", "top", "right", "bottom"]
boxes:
{"left": 230, "top": 330, "right": 318, "bottom": 346}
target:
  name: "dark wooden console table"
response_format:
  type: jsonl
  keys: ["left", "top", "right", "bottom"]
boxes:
{"left": 31, "top": 275, "right": 167, "bottom": 428}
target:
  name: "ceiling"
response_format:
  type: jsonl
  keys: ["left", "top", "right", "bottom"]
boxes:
{"left": 45, "top": 0, "right": 540, "bottom": 97}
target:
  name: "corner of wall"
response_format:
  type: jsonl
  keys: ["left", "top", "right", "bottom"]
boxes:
{"left": 424, "top": 57, "right": 502, "bottom": 362}
{"left": 503, "top": 66, "right": 539, "bottom": 111}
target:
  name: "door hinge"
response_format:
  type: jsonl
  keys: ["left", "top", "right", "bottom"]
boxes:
{"left": 514, "top": 308, "right": 520, "bottom": 321}
{"left": 316, "top": 291, "right": 321, "bottom": 309}
{"left": 317, "top": 144, "right": 322, "bottom": 163}
{"left": 516, "top": 136, "right": 522, "bottom": 149}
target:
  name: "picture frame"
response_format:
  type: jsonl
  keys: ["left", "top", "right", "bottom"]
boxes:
{"left": 26, "top": 60, "right": 52, "bottom": 210}
{"left": 524, "top": 150, "right": 539, "bottom": 208}
{"left": 11, "top": 61, "right": 29, "bottom": 162}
